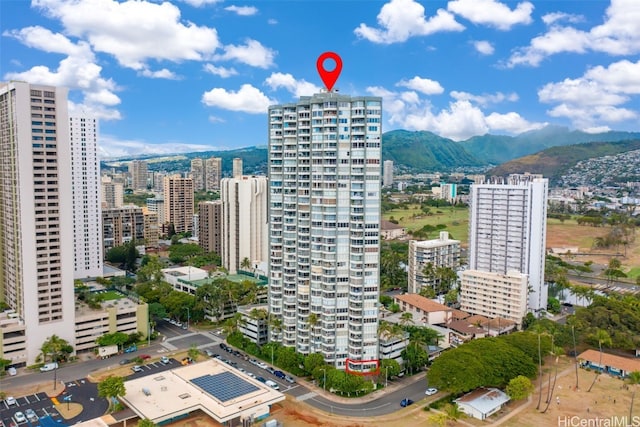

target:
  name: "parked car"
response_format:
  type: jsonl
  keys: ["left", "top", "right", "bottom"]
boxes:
{"left": 400, "top": 398, "right": 414, "bottom": 407}
{"left": 5, "top": 396, "right": 17, "bottom": 406}
{"left": 25, "top": 408, "right": 38, "bottom": 422}
{"left": 247, "top": 372, "right": 257, "bottom": 379}
{"left": 274, "top": 370, "right": 285, "bottom": 379}
{"left": 139, "top": 354, "right": 151, "bottom": 360}
{"left": 256, "top": 376, "right": 267, "bottom": 383}
{"left": 40, "top": 362, "right": 58, "bottom": 372}
{"left": 266, "top": 367, "right": 275, "bottom": 374}
{"left": 7, "top": 366, "right": 17, "bottom": 376}
{"left": 160, "top": 356, "right": 170, "bottom": 365}
{"left": 265, "top": 380, "right": 280, "bottom": 390}
{"left": 14, "top": 411, "right": 26, "bottom": 423}
{"left": 425, "top": 388, "right": 438, "bottom": 396}
{"left": 284, "top": 375, "right": 296, "bottom": 384}
{"left": 119, "top": 358, "right": 131, "bottom": 365}
{"left": 257, "top": 362, "right": 268, "bottom": 369}
{"left": 124, "top": 345, "right": 137, "bottom": 353}
{"left": 181, "top": 357, "right": 193, "bottom": 366}
{"left": 131, "top": 365, "right": 143, "bottom": 373}
{"left": 204, "top": 349, "right": 214, "bottom": 357}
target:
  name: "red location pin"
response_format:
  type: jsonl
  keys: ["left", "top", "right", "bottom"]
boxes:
{"left": 316, "top": 52, "right": 342, "bottom": 92}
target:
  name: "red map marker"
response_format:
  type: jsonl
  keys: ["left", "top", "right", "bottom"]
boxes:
{"left": 316, "top": 52, "right": 342, "bottom": 92}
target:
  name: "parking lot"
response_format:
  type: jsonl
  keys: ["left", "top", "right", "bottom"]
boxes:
{"left": 0, "top": 392, "right": 63, "bottom": 427}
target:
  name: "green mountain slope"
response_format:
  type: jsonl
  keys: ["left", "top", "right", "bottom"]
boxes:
{"left": 488, "top": 139, "right": 640, "bottom": 180}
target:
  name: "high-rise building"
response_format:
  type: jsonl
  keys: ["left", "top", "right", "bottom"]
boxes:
{"left": 221, "top": 176, "right": 268, "bottom": 273}
{"left": 191, "top": 158, "right": 205, "bottom": 191}
{"left": 462, "top": 174, "right": 548, "bottom": 315}
{"left": 102, "top": 206, "right": 145, "bottom": 251}
{"left": 383, "top": 160, "right": 394, "bottom": 187}
{"left": 198, "top": 200, "right": 223, "bottom": 256}
{"left": 101, "top": 176, "right": 124, "bottom": 208}
{"left": 439, "top": 183, "right": 457, "bottom": 203}
{"left": 146, "top": 197, "right": 165, "bottom": 226}
{"left": 128, "top": 160, "right": 148, "bottom": 191}
{"left": 267, "top": 93, "right": 382, "bottom": 372}
{"left": 408, "top": 232, "right": 460, "bottom": 294}
{"left": 205, "top": 157, "right": 222, "bottom": 191}
{"left": 0, "top": 82, "right": 76, "bottom": 364}
{"left": 163, "top": 175, "right": 194, "bottom": 234}
{"left": 69, "top": 115, "right": 103, "bottom": 279}
{"left": 141, "top": 208, "right": 159, "bottom": 248}
{"left": 233, "top": 157, "right": 243, "bottom": 178}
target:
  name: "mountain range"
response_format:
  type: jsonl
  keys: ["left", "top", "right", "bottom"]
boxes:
{"left": 102, "top": 125, "right": 640, "bottom": 178}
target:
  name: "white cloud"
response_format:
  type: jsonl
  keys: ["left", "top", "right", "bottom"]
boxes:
{"left": 98, "top": 134, "right": 214, "bottom": 159}
{"left": 448, "top": 0, "right": 533, "bottom": 30}
{"left": 203, "top": 63, "right": 238, "bottom": 78}
{"left": 265, "top": 72, "right": 321, "bottom": 97}
{"left": 225, "top": 5, "right": 258, "bottom": 16}
{"left": 541, "top": 12, "right": 584, "bottom": 26}
{"left": 267, "top": 18, "right": 278, "bottom": 25}
{"left": 367, "top": 86, "right": 543, "bottom": 140}
{"left": 396, "top": 76, "right": 444, "bottom": 95}
{"left": 473, "top": 40, "right": 494, "bottom": 55}
{"left": 208, "top": 115, "right": 225, "bottom": 123}
{"left": 201, "top": 84, "right": 275, "bottom": 114}
{"left": 354, "top": 0, "right": 464, "bottom": 44}
{"left": 139, "top": 68, "right": 179, "bottom": 79}
{"left": 583, "top": 126, "right": 611, "bottom": 134}
{"left": 4, "top": 28, "right": 121, "bottom": 120}
{"left": 450, "top": 90, "right": 518, "bottom": 106}
{"left": 32, "top": 0, "right": 220, "bottom": 70}
{"left": 179, "top": 0, "right": 221, "bottom": 7}
{"left": 538, "top": 59, "right": 640, "bottom": 128}
{"left": 215, "top": 39, "right": 276, "bottom": 68}
{"left": 508, "top": 0, "right": 640, "bottom": 67}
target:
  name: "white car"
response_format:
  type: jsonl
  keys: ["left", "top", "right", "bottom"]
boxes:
{"left": 14, "top": 411, "right": 26, "bottom": 423}
{"left": 5, "top": 396, "right": 17, "bottom": 406}
{"left": 425, "top": 387, "right": 438, "bottom": 396}
{"left": 257, "top": 362, "right": 268, "bottom": 369}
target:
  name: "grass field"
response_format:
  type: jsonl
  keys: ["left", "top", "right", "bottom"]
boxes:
{"left": 383, "top": 205, "right": 469, "bottom": 244}
{"left": 98, "top": 290, "right": 124, "bottom": 301}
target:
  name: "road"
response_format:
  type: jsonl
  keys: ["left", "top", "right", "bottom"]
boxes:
{"left": 2, "top": 321, "right": 433, "bottom": 422}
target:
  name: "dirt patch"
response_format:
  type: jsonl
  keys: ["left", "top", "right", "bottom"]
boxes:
{"left": 55, "top": 402, "right": 83, "bottom": 419}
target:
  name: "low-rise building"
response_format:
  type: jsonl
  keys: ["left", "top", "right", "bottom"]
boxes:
{"left": 455, "top": 388, "right": 510, "bottom": 420}
{"left": 380, "top": 220, "right": 406, "bottom": 240}
{"left": 447, "top": 318, "right": 488, "bottom": 347}
{"left": 394, "top": 293, "right": 456, "bottom": 325}
{"left": 578, "top": 349, "right": 640, "bottom": 378}
{"left": 0, "top": 311, "right": 27, "bottom": 367}
{"left": 237, "top": 305, "right": 269, "bottom": 346}
{"left": 378, "top": 331, "right": 410, "bottom": 365}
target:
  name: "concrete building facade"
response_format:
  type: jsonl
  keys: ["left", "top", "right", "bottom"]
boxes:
{"left": 128, "top": 160, "right": 148, "bottom": 191}
{"left": 191, "top": 158, "right": 205, "bottom": 191}
{"left": 163, "top": 175, "right": 194, "bottom": 234}
{"left": 198, "top": 200, "right": 223, "bottom": 256}
{"left": 101, "top": 176, "right": 124, "bottom": 209}
{"left": 205, "top": 157, "right": 222, "bottom": 191}
{"left": 232, "top": 157, "right": 243, "bottom": 178}
{"left": 220, "top": 176, "right": 268, "bottom": 274}
{"left": 267, "top": 93, "right": 382, "bottom": 372}
{"left": 466, "top": 175, "right": 548, "bottom": 314}
{"left": 69, "top": 114, "right": 103, "bottom": 279}
{"left": 102, "top": 206, "right": 145, "bottom": 251}
{"left": 408, "top": 231, "right": 461, "bottom": 294}
{"left": 383, "top": 159, "right": 393, "bottom": 187}
{"left": 0, "top": 82, "right": 76, "bottom": 364}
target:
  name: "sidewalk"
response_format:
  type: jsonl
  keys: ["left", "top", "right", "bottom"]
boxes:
{"left": 298, "top": 370, "right": 427, "bottom": 404}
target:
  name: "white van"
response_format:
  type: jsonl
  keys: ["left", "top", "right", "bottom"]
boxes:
{"left": 265, "top": 380, "right": 279, "bottom": 390}
{"left": 40, "top": 362, "right": 58, "bottom": 372}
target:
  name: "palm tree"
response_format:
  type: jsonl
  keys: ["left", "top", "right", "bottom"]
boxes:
{"left": 269, "top": 315, "right": 283, "bottom": 341}
{"left": 627, "top": 371, "right": 640, "bottom": 422}
{"left": 399, "top": 312, "right": 414, "bottom": 327}
{"left": 240, "top": 257, "right": 252, "bottom": 272}
{"left": 97, "top": 376, "right": 126, "bottom": 412}
{"left": 308, "top": 313, "right": 319, "bottom": 352}
{"left": 587, "top": 329, "right": 612, "bottom": 392}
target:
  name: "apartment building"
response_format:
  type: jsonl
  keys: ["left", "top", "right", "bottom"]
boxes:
{"left": 205, "top": 157, "right": 222, "bottom": 191}
{"left": 163, "top": 175, "right": 194, "bottom": 234}
{"left": 198, "top": 200, "right": 223, "bottom": 256}
{"left": 102, "top": 205, "right": 145, "bottom": 251}
{"left": 142, "top": 208, "right": 159, "bottom": 248}
{"left": 101, "top": 176, "right": 124, "bottom": 208}
{"left": 128, "top": 160, "right": 148, "bottom": 191}
{"left": 233, "top": 157, "right": 243, "bottom": 178}
{"left": 0, "top": 82, "right": 76, "bottom": 364}
{"left": 463, "top": 175, "right": 548, "bottom": 316}
{"left": 220, "top": 175, "right": 268, "bottom": 274}
{"left": 191, "top": 158, "right": 205, "bottom": 191}
{"left": 146, "top": 197, "right": 165, "bottom": 226}
{"left": 383, "top": 160, "right": 393, "bottom": 188}
{"left": 267, "top": 92, "right": 382, "bottom": 372}
{"left": 70, "top": 115, "right": 103, "bottom": 279}
{"left": 237, "top": 304, "right": 269, "bottom": 345}
{"left": 408, "top": 231, "right": 461, "bottom": 294}
{"left": 459, "top": 270, "right": 529, "bottom": 323}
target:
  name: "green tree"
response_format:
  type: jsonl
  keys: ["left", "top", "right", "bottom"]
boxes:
{"left": 444, "top": 288, "right": 458, "bottom": 306}
{"left": 105, "top": 245, "right": 128, "bottom": 265}
{"left": 137, "top": 420, "right": 157, "bottom": 427}
{"left": 125, "top": 240, "right": 138, "bottom": 272}
{"left": 188, "top": 345, "right": 200, "bottom": 362}
{"left": 40, "top": 335, "right": 73, "bottom": 363}
{"left": 240, "top": 257, "right": 252, "bottom": 270}
{"left": 136, "top": 255, "right": 165, "bottom": 284}
{"left": 97, "top": 376, "right": 126, "bottom": 412}
{"left": 399, "top": 312, "right": 414, "bottom": 327}
{"left": 506, "top": 375, "right": 535, "bottom": 400}
{"left": 96, "top": 332, "right": 129, "bottom": 350}
{"left": 304, "top": 353, "right": 325, "bottom": 375}
{"left": 168, "top": 243, "right": 204, "bottom": 264}
{"left": 587, "top": 329, "right": 612, "bottom": 392}
{"left": 380, "top": 358, "right": 401, "bottom": 381}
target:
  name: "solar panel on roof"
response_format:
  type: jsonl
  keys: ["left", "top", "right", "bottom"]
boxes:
{"left": 192, "top": 371, "right": 260, "bottom": 402}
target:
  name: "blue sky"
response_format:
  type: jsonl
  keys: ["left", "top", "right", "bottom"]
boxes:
{"left": 2, "top": 0, "right": 639, "bottom": 158}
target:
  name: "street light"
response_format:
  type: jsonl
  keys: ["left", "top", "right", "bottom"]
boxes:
{"left": 385, "top": 366, "right": 389, "bottom": 388}
{"left": 184, "top": 307, "right": 190, "bottom": 329}
{"left": 320, "top": 368, "right": 327, "bottom": 392}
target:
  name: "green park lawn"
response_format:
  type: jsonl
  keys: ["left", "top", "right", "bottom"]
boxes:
{"left": 383, "top": 205, "right": 469, "bottom": 243}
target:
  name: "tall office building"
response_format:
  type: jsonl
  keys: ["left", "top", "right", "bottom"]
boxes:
{"left": 163, "top": 175, "right": 194, "bottom": 234}
{"left": 198, "top": 200, "right": 223, "bottom": 256}
{"left": 233, "top": 157, "right": 243, "bottom": 178}
{"left": 205, "top": 157, "right": 222, "bottom": 191}
{"left": 268, "top": 93, "right": 382, "bottom": 372}
{"left": 462, "top": 174, "right": 548, "bottom": 315}
{"left": 101, "top": 176, "right": 124, "bottom": 208}
{"left": 69, "top": 114, "right": 103, "bottom": 279}
{"left": 220, "top": 176, "right": 268, "bottom": 274}
{"left": 0, "top": 82, "right": 76, "bottom": 364}
{"left": 383, "top": 160, "right": 394, "bottom": 188}
{"left": 191, "top": 158, "right": 205, "bottom": 191}
{"left": 128, "top": 160, "right": 148, "bottom": 190}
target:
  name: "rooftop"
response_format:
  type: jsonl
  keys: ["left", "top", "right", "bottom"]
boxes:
{"left": 455, "top": 387, "right": 510, "bottom": 414}
{"left": 394, "top": 293, "right": 452, "bottom": 313}
{"left": 578, "top": 349, "right": 640, "bottom": 373}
